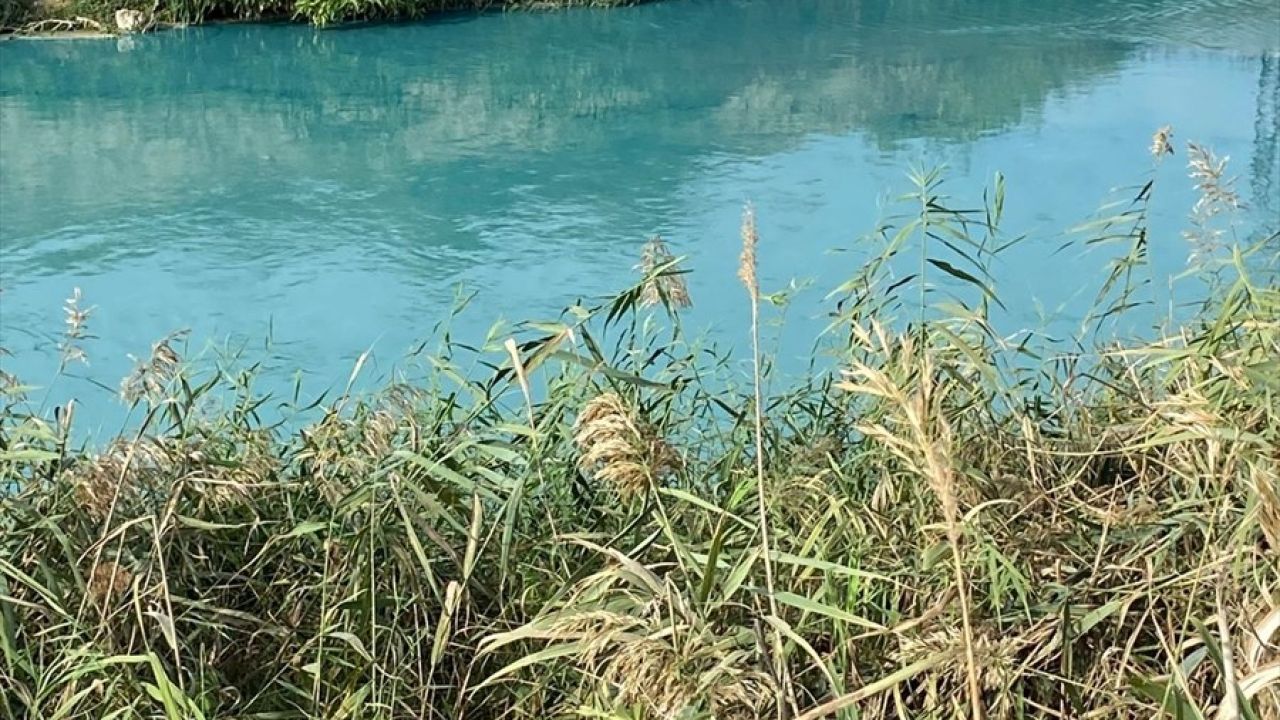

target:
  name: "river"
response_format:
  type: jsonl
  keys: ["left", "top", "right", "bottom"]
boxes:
{"left": 1, "top": 0, "right": 1277, "bottom": 435}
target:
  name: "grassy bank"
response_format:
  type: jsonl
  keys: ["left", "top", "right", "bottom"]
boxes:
{"left": 2, "top": 138, "right": 1278, "bottom": 719}
{"left": 1, "top": 0, "right": 642, "bottom": 34}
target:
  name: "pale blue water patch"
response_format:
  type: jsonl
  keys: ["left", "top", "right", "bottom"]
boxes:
{"left": 1, "top": 0, "right": 1278, "bottom": 438}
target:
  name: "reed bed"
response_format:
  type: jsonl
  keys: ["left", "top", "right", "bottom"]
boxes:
{"left": 1, "top": 135, "right": 1277, "bottom": 720}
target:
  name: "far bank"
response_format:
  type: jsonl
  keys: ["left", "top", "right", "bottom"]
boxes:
{"left": 1, "top": 0, "right": 652, "bottom": 35}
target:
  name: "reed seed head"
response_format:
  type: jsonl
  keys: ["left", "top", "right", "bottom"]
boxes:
{"left": 1150, "top": 125, "right": 1174, "bottom": 159}
{"left": 574, "top": 392, "right": 679, "bottom": 498}
{"left": 542, "top": 590, "right": 771, "bottom": 719}
{"left": 895, "top": 624, "right": 1041, "bottom": 719}
{"left": 59, "top": 287, "right": 93, "bottom": 368}
{"left": 71, "top": 446, "right": 132, "bottom": 522}
{"left": 120, "top": 333, "right": 184, "bottom": 404}
{"left": 601, "top": 639, "right": 694, "bottom": 717}
{"left": 1183, "top": 143, "right": 1242, "bottom": 265}
{"left": 637, "top": 234, "right": 692, "bottom": 309}
{"left": 360, "top": 409, "right": 400, "bottom": 457}
{"left": 738, "top": 204, "right": 759, "bottom": 298}
{"left": 68, "top": 439, "right": 168, "bottom": 522}
{"left": 87, "top": 560, "right": 132, "bottom": 606}
{"left": 1187, "top": 142, "right": 1241, "bottom": 214}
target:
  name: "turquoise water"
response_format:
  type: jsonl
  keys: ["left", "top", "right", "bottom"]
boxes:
{"left": 2, "top": 0, "right": 1278, "bottom": 434}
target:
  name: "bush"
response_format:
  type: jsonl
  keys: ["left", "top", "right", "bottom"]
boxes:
{"left": 3, "top": 0, "right": 639, "bottom": 29}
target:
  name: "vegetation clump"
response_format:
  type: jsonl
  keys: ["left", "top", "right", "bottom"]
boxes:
{"left": 0, "top": 0, "right": 645, "bottom": 33}
{"left": 1, "top": 136, "right": 1277, "bottom": 719}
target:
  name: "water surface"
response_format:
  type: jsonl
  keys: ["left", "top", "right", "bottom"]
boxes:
{"left": 1, "top": 0, "right": 1278, "bottom": 433}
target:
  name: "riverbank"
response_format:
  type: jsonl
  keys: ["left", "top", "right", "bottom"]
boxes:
{"left": 3, "top": 150, "right": 1277, "bottom": 717}
{"left": 0, "top": 0, "right": 646, "bottom": 34}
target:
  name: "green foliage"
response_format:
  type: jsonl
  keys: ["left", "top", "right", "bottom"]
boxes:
{"left": 160, "top": 0, "right": 291, "bottom": 24}
{"left": 286, "top": 0, "right": 638, "bottom": 28}
{"left": 0, "top": 0, "right": 34, "bottom": 27}
{"left": 1, "top": 0, "right": 641, "bottom": 30}
{"left": 289, "top": 0, "right": 421, "bottom": 27}
{"left": 1, "top": 158, "right": 1277, "bottom": 719}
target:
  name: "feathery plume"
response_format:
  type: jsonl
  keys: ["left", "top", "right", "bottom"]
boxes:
{"left": 739, "top": 205, "right": 759, "bottom": 298}
{"left": 58, "top": 287, "right": 94, "bottom": 369}
{"left": 120, "top": 332, "right": 185, "bottom": 404}
{"left": 1187, "top": 143, "right": 1241, "bottom": 215}
{"left": 1183, "top": 143, "right": 1242, "bottom": 267}
{"left": 574, "top": 392, "right": 679, "bottom": 498}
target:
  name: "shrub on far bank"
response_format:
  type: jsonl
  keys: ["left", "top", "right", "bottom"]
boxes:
{"left": 0, "top": 0, "right": 34, "bottom": 27}
{"left": 1, "top": 0, "right": 643, "bottom": 31}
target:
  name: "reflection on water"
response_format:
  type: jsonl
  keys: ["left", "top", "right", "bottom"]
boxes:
{"left": 1, "top": 0, "right": 1277, "bottom": 433}
{"left": 1252, "top": 54, "right": 1280, "bottom": 218}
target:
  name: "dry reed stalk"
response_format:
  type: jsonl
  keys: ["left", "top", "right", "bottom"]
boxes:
{"left": 16, "top": 16, "right": 106, "bottom": 34}
{"left": 911, "top": 358, "right": 984, "bottom": 720}
{"left": 504, "top": 338, "right": 536, "bottom": 431}
{"left": 1250, "top": 462, "right": 1280, "bottom": 551}
{"left": 839, "top": 333, "right": 983, "bottom": 720}
{"left": 740, "top": 204, "right": 791, "bottom": 719}
{"left": 1216, "top": 576, "right": 1240, "bottom": 720}
{"left": 186, "top": 431, "right": 277, "bottom": 507}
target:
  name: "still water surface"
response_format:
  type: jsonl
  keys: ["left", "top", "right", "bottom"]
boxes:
{"left": 1, "top": 0, "right": 1278, "bottom": 433}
